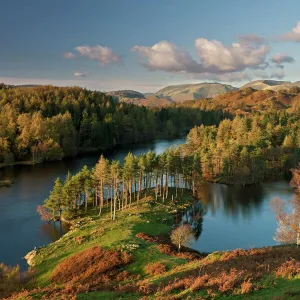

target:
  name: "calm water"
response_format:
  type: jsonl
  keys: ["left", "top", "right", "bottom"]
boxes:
{"left": 183, "top": 181, "right": 293, "bottom": 253}
{"left": 0, "top": 138, "right": 185, "bottom": 270}
{"left": 0, "top": 138, "right": 294, "bottom": 270}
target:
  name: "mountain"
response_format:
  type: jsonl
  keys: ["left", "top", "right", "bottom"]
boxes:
{"left": 241, "top": 80, "right": 300, "bottom": 92}
{"left": 106, "top": 90, "right": 146, "bottom": 105}
{"left": 154, "top": 82, "right": 238, "bottom": 102}
{"left": 106, "top": 90, "right": 172, "bottom": 107}
{"left": 241, "top": 80, "right": 290, "bottom": 90}
{"left": 197, "top": 86, "right": 300, "bottom": 115}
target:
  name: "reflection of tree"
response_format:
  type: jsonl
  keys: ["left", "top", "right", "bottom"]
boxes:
{"left": 40, "top": 222, "right": 69, "bottom": 242}
{"left": 196, "top": 182, "right": 265, "bottom": 221}
{"left": 182, "top": 201, "right": 205, "bottom": 240}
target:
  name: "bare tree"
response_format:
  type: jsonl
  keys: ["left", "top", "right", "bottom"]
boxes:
{"left": 271, "top": 164, "right": 300, "bottom": 246}
{"left": 37, "top": 205, "right": 52, "bottom": 222}
{"left": 170, "top": 224, "right": 194, "bottom": 252}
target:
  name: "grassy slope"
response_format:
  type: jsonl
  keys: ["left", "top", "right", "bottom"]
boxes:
{"left": 26, "top": 189, "right": 300, "bottom": 300}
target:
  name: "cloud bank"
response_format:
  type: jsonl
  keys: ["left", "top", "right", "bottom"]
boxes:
{"left": 132, "top": 36, "right": 284, "bottom": 81}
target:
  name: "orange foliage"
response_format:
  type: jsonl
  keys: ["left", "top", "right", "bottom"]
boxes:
{"left": 51, "top": 246, "right": 133, "bottom": 284}
{"left": 144, "top": 262, "right": 166, "bottom": 276}
{"left": 275, "top": 259, "right": 300, "bottom": 279}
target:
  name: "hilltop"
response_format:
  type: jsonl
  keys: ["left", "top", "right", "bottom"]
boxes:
{"left": 241, "top": 80, "right": 300, "bottom": 92}
{"left": 155, "top": 82, "right": 238, "bottom": 102}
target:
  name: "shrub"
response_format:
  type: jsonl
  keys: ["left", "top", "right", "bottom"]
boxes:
{"left": 241, "top": 278, "right": 253, "bottom": 294}
{"left": 275, "top": 259, "right": 300, "bottom": 279}
{"left": 144, "top": 262, "right": 166, "bottom": 276}
{"left": 0, "top": 263, "right": 33, "bottom": 299}
{"left": 51, "top": 246, "right": 133, "bottom": 284}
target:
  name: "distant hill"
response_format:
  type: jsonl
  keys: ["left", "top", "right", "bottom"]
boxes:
{"left": 195, "top": 86, "right": 300, "bottom": 115}
{"left": 239, "top": 80, "right": 300, "bottom": 92}
{"left": 106, "top": 90, "right": 172, "bottom": 107}
{"left": 106, "top": 90, "right": 146, "bottom": 105}
{"left": 105, "top": 80, "right": 300, "bottom": 109}
{"left": 154, "top": 82, "right": 237, "bottom": 102}
{"left": 241, "top": 80, "right": 290, "bottom": 90}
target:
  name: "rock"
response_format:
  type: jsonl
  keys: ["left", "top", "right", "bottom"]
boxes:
{"left": 24, "top": 249, "right": 38, "bottom": 267}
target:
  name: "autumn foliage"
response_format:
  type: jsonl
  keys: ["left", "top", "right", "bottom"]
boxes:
{"left": 144, "top": 262, "right": 166, "bottom": 276}
{"left": 51, "top": 246, "right": 133, "bottom": 284}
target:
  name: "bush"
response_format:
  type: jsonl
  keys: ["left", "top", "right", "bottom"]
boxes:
{"left": 51, "top": 246, "right": 133, "bottom": 284}
{"left": 0, "top": 263, "right": 33, "bottom": 299}
{"left": 144, "top": 262, "right": 166, "bottom": 276}
{"left": 275, "top": 259, "right": 300, "bottom": 279}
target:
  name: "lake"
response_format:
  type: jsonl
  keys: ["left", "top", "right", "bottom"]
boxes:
{"left": 0, "top": 138, "right": 294, "bottom": 270}
{"left": 182, "top": 181, "right": 293, "bottom": 253}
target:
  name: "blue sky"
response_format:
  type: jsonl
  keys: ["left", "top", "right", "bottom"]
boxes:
{"left": 1, "top": 0, "right": 300, "bottom": 92}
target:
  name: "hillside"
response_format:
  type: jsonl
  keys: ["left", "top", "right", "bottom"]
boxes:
{"left": 190, "top": 86, "right": 300, "bottom": 115}
{"left": 241, "top": 80, "right": 300, "bottom": 92}
{"left": 106, "top": 90, "right": 146, "bottom": 104}
{"left": 155, "top": 82, "right": 238, "bottom": 102}
{"left": 5, "top": 189, "right": 300, "bottom": 299}
{"left": 241, "top": 80, "right": 290, "bottom": 90}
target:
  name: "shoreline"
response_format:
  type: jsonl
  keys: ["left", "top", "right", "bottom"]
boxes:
{"left": 0, "top": 136, "right": 187, "bottom": 170}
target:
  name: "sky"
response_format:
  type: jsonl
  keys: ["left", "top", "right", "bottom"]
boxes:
{"left": 1, "top": 0, "right": 300, "bottom": 92}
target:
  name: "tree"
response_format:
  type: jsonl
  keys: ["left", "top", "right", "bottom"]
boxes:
{"left": 271, "top": 164, "right": 300, "bottom": 246}
{"left": 37, "top": 205, "right": 52, "bottom": 221}
{"left": 110, "top": 160, "right": 121, "bottom": 220}
{"left": 44, "top": 178, "right": 64, "bottom": 219}
{"left": 94, "top": 155, "right": 110, "bottom": 215}
{"left": 170, "top": 224, "right": 194, "bottom": 252}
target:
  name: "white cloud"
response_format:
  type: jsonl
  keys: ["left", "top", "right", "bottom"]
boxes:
{"left": 132, "top": 41, "right": 202, "bottom": 73}
{"left": 132, "top": 36, "right": 277, "bottom": 81}
{"left": 278, "top": 21, "right": 300, "bottom": 42}
{"left": 63, "top": 52, "right": 75, "bottom": 59}
{"left": 73, "top": 71, "right": 89, "bottom": 77}
{"left": 75, "top": 45, "right": 120, "bottom": 65}
{"left": 194, "top": 37, "right": 269, "bottom": 73}
{"left": 271, "top": 53, "right": 295, "bottom": 64}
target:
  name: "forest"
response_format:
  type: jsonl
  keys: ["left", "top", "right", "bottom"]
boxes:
{"left": 0, "top": 85, "right": 228, "bottom": 165}
{"left": 38, "top": 148, "right": 202, "bottom": 221}
{"left": 184, "top": 111, "right": 300, "bottom": 184}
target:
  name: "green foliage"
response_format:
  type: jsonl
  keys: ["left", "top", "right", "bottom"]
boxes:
{"left": 185, "top": 112, "right": 300, "bottom": 184}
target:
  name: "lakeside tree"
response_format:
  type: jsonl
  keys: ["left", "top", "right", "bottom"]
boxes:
{"left": 184, "top": 113, "right": 300, "bottom": 184}
{"left": 271, "top": 164, "right": 300, "bottom": 246}
{"left": 170, "top": 224, "right": 194, "bottom": 252}
{"left": 38, "top": 149, "right": 203, "bottom": 222}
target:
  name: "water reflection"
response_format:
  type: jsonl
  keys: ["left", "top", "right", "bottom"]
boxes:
{"left": 197, "top": 183, "right": 265, "bottom": 222}
{"left": 39, "top": 222, "right": 70, "bottom": 242}
{"left": 185, "top": 181, "right": 294, "bottom": 253}
{"left": 182, "top": 201, "right": 205, "bottom": 240}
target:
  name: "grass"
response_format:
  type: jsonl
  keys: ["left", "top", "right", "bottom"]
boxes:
{"left": 8, "top": 188, "right": 300, "bottom": 299}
